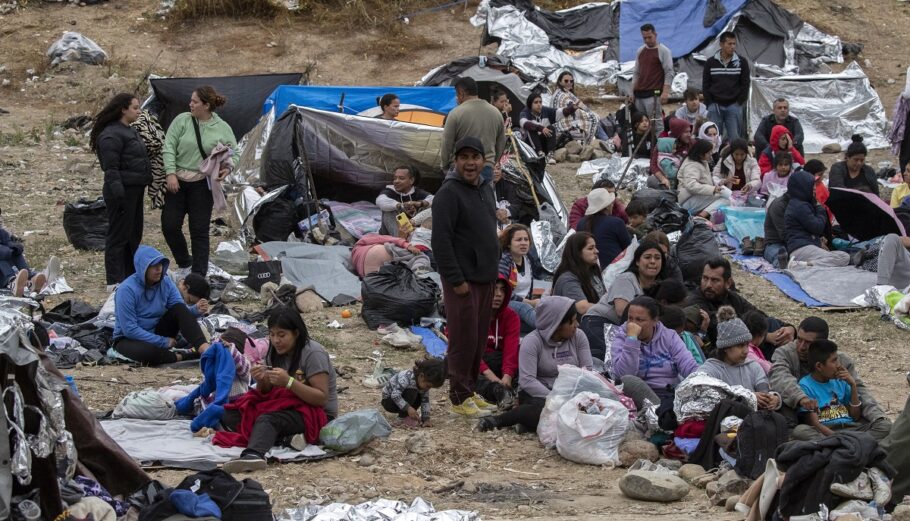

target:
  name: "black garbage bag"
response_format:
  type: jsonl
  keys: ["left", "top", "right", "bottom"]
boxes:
{"left": 69, "top": 326, "right": 113, "bottom": 353}
{"left": 674, "top": 219, "right": 721, "bottom": 285}
{"left": 630, "top": 188, "right": 677, "bottom": 212}
{"left": 361, "top": 263, "right": 438, "bottom": 330}
{"left": 44, "top": 299, "right": 100, "bottom": 324}
{"left": 646, "top": 198, "right": 690, "bottom": 234}
{"left": 253, "top": 196, "right": 297, "bottom": 243}
{"left": 63, "top": 197, "right": 108, "bottom": 251}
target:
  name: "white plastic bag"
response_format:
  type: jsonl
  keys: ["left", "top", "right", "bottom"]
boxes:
{"left": 319, "top": 409, "right": 392, "bottom": 452}
{"left": 46, "top": 32, "right": 107, "bottom": 67}
{"left": 601, "top": 237, "right": 638, "bottom": 289}
{"left": 555, "top": 392, "right": 628, "bottom": 465}
{"left": 112, "top": 389, "right": 176, "bottom": 420}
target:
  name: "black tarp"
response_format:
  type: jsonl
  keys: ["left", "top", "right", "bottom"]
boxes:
{"left": 485, "top": 0, "right": 618, "bottom": 51}
{"left": 147, "top": 73, "right": 303, "bottom": 138}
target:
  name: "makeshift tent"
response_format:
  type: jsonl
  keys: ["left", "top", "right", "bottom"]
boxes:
{"left": 481, "top": 0, "right": 618, "bottom": 53}
{"left": 749, "top": 62, "right": 889, "bottom": 153}
{"left": 144, "top": 73, "right": 303, "bottom": 138}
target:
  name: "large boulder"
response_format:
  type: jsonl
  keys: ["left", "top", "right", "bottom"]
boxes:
{"left": 619, "top": 470, "right": 690, "bottom": 502}
{"left": 678, "top": 463, "right": 708, "bottom": 484}
{"left": 619, "top": 439, "right": 659, "bottom": 467}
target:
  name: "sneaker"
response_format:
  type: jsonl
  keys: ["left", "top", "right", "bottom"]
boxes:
{"left": 402, "top": 327, "right": 422, "bottom": 344}
{"left": 753, "top": 237, "right": 766, "bottom": 256}
{"left": 546, "top": 153, "right": 556, "bottom": 165}
{"left": 12, "top": 269, "right": 28, "bottom": 297}
{"left": 45, "top": 255, "right": 61, "bottom": 283}
{"left": 471, "top": 394, "right": 497, "bottom": 411}
{"left": 830, "top": 470, "right": 873, "bottom": 500}
{"left": 473, "top": 416, "right": 498, "bottom": 432}
{"left": 376, "top": 323, "right": 402, "bottom": 335}
{"left": 106, "top": 283, "right": 119, "bottom": 293}
{"left": 289, "top": 433, "right": 308, "bottom": 451}
{"left": 497, "top": 390, "right": 516, "bottom": 411}
{"left": 223, "top": 453, "right": 267, "bottom": 473}
{"left": 29, "top": 273, "right": 47, "bottom": 295}
{"left": 868, "top": 466, "right": 892, "bottom": 505}
{"left": 450, "top": 399, "right": 491, "bottom": 418}
{"left": 382, "top": 329, "right": 417, "bottom": 349}
{"left": 741, "top": 236, "right": 754, "bottom": 256}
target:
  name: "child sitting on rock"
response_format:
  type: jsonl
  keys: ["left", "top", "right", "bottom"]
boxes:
{"left": 381, "top": 358, "right": 446, "bottom": 428}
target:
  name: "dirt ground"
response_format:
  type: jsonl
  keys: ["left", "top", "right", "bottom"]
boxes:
{"left": 2, "top": 1, "right": 910, "bottom": 519}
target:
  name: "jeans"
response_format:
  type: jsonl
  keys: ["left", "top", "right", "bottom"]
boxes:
{"left": 707, "top": 102, "right": 743, "bottom": 141}
{"left": 0, "top": 253, "right": 29, "bottom": 287}
{"left": 222, "top": 409, "right": 306, "bottom": 458}
{"left": 113, "top": 303, "right": 206, "bottom": 366}
{"left": 508, "top": 300, "right": 536, "bottom": 333}
{"left": 161, "top": 179, "right": 213, "bottom": 276}
{"left": 104, "top": 184, "right": 145, "bottom": 285}
{"left": 763, "top": 242, "right": 788, "bottom": 268}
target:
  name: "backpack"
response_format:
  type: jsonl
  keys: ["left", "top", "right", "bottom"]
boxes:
{"left": 735, "top": 410, "right": 788, "bottom": 480}
{"left": 138, "top": 470, "right": 272, "bottom": 521}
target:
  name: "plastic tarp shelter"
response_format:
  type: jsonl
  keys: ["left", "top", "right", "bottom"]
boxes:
{"left": 145, "top": 73, "right": 303, "bottom": 138}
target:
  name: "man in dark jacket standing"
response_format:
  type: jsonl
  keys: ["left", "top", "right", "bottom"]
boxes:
{"left": 702, "top": 31, "right": 751, "bottom": 141}
{"left": 432, "top": 137, "right": 501, "bottom": 418}
{"left": 754, "top": 98, "right": 805, "bottom": 155}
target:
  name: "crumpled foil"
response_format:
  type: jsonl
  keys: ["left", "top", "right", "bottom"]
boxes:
{"left": 532, "top": 220, "right": 574, "bottom": 274}
{"left": 280, "top": 497, "right": 477, "bottom": 521}
{"left": 3, "top": 384, "right": 32, "bottom": 485}
{"left": 582, "top": 157, "right": 651, "bottom": 191}
{"left": 202, "top": 314, "right": 244, "bottom": 335}
{"left": 673, "top": 373, "right": 757, "bottom": 423}
{"left": 861, "top": 285, "right": 910, "bottom": 331}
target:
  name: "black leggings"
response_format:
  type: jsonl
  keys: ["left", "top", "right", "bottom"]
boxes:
{"left": 161, "top": 178, "right": 213, "bottom": 276}
{"left": 490, "top": 391, "right": 546, "bottom": 432}
{"left": 221, "top": 409, "right": 306, "bottom": 458}
{"left": 113, "top": 304, "right": 206, "bottom": 366}
{"left": 381, "top": 389, "right": 421, "bottom": 418}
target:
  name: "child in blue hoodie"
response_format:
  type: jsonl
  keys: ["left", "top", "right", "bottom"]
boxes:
{"left": 113, "top": 245, "right": 210, "bottom": 365}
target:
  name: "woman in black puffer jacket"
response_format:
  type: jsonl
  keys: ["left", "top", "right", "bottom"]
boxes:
{"left": 90, "top": 93, "right": 152, "bottom": 287}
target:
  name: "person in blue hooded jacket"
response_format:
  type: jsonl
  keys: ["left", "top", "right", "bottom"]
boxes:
{"left": 113, "top": 245, "right": 210, "bottom": 365}
{"left": 784, "top": 170, "right": 852, "bottom": 268}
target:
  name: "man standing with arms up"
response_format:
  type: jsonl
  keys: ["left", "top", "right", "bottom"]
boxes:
{"left": 703, "top": 31, "right": 751, "bottom": 141}
{"left": 631, "top": 23, "right": 674, "bottom": 134}
{"left": 433, "top": 137, "right": 501, "bottom": 418}
{"left": 441, "top": 77, "right": 506, "bottom": 183}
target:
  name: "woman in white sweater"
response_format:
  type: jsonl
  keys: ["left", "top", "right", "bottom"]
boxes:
{"left": 678, "top": 138, "right": 730, "bottom": 218}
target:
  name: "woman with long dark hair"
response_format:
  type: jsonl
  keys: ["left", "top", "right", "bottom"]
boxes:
{"left": 90, "top": 93, "right": 151, "bottom": 287}
{"left": 550, "top": 232, "right": 605, "bottom": 316}
{"left": 551, "top": 71, "right": 600, "bottom": 146}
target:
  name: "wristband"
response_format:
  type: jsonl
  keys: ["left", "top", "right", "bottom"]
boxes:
{"left": 286, "top": 377, "right": 294, "bottom": 389}
{"left": 627, "top": 335, "right": 639, "bottom": 341}
{"left": 850, "top": 401, "right": 862, "bottom": 407}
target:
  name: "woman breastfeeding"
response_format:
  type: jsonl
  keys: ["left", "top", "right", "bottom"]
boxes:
{"left": 219, "top": 306, "right": 337, "bottom": 473}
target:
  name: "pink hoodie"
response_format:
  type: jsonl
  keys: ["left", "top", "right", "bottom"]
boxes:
{"left": 350, "top": 234, "right": 409, "bottom": 277}
{"left": 747, "top": 343, "right": 771, "bottom": 374}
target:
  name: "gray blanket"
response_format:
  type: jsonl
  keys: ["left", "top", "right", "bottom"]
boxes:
{"left": 258, "top": 241, "right": 361, "bottom": 302}
{"left": 786, "top": 266, "right": 878, "bottom": 307}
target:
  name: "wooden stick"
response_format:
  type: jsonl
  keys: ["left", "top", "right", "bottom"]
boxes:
{"left": 503, "top": 467, "right": 541, "bottom": 476}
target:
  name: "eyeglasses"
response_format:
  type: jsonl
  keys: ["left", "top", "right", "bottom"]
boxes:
{"left": 563, "top": 79, "right": 574, "bottom": 84}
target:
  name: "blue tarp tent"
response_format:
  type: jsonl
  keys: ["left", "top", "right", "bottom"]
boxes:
{"left": 619, "top": 0, "right": 748, "bottom": 62}
{"left": 262, "top": 85, "right": 457, "bottom": 118}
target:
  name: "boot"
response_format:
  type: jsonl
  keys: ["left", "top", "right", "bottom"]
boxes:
{"left": 776, "top": 249, "right": 788, "bottom": 269}
{"left": 753, "top": 237, "right": 766, "bottom": 256}
{"left": 741, "top": 236, "right": 754, "bottom": 256}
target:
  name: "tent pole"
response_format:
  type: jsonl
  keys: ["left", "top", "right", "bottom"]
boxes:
{"left": 507, "top": 130, "right": 542, "bottom": 210}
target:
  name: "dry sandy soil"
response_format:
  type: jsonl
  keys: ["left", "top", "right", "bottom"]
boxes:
{"left": 2, "top": 1, "right": 910, "bottom": 519}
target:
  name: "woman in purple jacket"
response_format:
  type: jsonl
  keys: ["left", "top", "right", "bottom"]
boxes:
{"left": 610, "top": 296, "right": 698, "bottom": 416}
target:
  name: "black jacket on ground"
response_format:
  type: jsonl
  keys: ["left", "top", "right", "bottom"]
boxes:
{"left": 702, "top": 52, "right": 751, "bottom": 106}
{"left": 764, "top": 192, "right": 790, "bottom": 245}
{"left": 754, "top": 114, "right": 805, "bottom": 155}
{"left": 431, "top": 172, "right": 500, "bottom": 286}
{"left": 775, "top": 431, "right": 895, "bottom": 517}
{"left": 96, "top": 122, "right": 152, "bottom": 190}
{"left": 690, "top": 398, "right": 754, "bottom": 471}
{"left": 828, "top": 160, "right": 880, "bottom": 198}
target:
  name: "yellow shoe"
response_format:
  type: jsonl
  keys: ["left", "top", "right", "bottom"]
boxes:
{"left": 471, "top": 394, "right": 497, "bottom": 411}
{"left": 450, "top": 399, "right": 492, "bottom": 418}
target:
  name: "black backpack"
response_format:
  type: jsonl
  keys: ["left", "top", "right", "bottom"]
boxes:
{"left": 735, "top": 410, "right": 789, "bottom": 480}
{"left": 138, "top": 470, "right": 272, "bottom": 521}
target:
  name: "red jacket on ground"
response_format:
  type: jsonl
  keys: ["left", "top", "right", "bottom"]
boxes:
{"left": 213, "top": 387, "right": 327, "bottom": 448}
{"left": 479, "top": 274, "right": 520, "bottom": 378}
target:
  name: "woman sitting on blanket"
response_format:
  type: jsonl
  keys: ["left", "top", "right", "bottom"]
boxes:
{"left": 219, "top": 306, "right": 337, "bottom": 474}
{"left": 552, "top": 71, "right": 600, "bottom": 146}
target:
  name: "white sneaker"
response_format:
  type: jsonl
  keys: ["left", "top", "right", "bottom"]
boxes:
{"left": 377, "top": 323, "right": 402, "bottom": 335}
{"left": 382, "top": 329, "right": 417, "bottom": 349}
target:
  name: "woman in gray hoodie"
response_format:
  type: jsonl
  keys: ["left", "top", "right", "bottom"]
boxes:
{"left": 475, "top": 296, "right": 593, "bottom": 433}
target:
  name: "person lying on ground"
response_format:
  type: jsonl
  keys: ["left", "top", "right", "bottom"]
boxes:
{"left": 474, "top": 275, "right": 520, "bottom": 410}
{"left": 551, "top": 71, "right": 600, "bottom": 146}
{"left": 696, "top": 317, "right": 781, "bottom": 409}
{"left": 0, "top": 220, "right": 46, "bottom": 297}
{"left": 674, "top": 88, "right": 708, "bottom": 131}
{"left": 643, "top": 230, "right": 685, "bottom": 283}
{"left": 877, "top": 234, "right": 910, "bottom": 289}
{"left": 697, "top": 121, "right": 722, "bottom": 170}
{"left": 221, "top": 306, "right": 336, "bottom": 473}
{"left": 350, "top": 233, "right": 431, "bottom": 278}
{"left": 475, "top": 295, "right": 593, "bottom": 433}
{"left": 551, "top": 232, "right": 605, "bottom": 316}
{"left": 784, "top": 169, "right": 854, "bottom": 268}
{"left": 576, "top": 188, "right": 632, "bottom": 268}
{"left": 768, "top": 316, "right": 891, "bottom": 440}
{"left": 741, "top": 309, "right": 771, "bottom": 373}
{"left": 112, "top": 245, "right": 210, "bottom": 366}
{"left": 376, "top": 93, "right": 400, "bottom": 121}
{"left": 892, "top": 162, "right": 910, "bottom": 208}
{"left": 174, "top": 340, "right": 251, "bottom": 432}
{"left": 498, "top": 224, "right": 543, "bottom": 332}
{"left": 659, "top": 304, "right": 706, "bottom": 364}
{"left": 753, "top": 97, "right": 805, "bottom": 155}
{"left": 828, "top": 135, "right": 880, "bottom": 197}
{"left": 582, "top": 241, "right": 666, "bottom": 361}
{"left": 519, "top": 91, "right": 573, "bottom": 162}
{"left": 760, "top": 151, "right": 795, "bottom": 199}
{"left": 648, "top": 117, "right": 692, "bottom": 189}
{"left": 381, "top": 358, "right": 446, "bottom": 429}
{"left": 624, "top": 199, "right": 649, "bottom": 239}
{"left": 758, "top": 125, "right": 805, "bottom": 177}
{"left": 375, "top": 165, "right": 433, "bottom": 237}
{"left": 687, "top": 257, "right": 796, "bottom": 350}
{"left": 178, "top": 272, "right": 210, "bottom": 317}
{"left": 713, "top": 138, "right": 761, "bottom": 196}
{"left": 796, "top": 340, "right": 869, "bottom": 440}
{"left": 610, "top": 296, "right": 699, "bottom": 414}
{"left": 568, "top": 178, "right": 628, "bottom": 229}
{"left": 678, "top": 139, "right": 730, "bottom": 219}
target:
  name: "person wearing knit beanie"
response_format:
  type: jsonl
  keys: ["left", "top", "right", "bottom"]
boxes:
{"left": 716, "top": 317, "right": 753, "bottom": 350}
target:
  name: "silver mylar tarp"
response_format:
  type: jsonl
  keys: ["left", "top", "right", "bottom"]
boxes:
{"left": 279, "top": 497, "right": 478, "bottom": 521}
{"left": 749, "top": 61, "right": 889, "bottom": 154}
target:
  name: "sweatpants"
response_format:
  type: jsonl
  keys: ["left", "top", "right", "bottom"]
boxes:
{"left": 161, "top": 179, "right": 213, "bottom": 276}
{"left": 113, "top": 304, "right": 206, "bottom": 366}
{"left": 490, "top": 391, "right": 546, "bottom": 432}
{"left": 381, "top": 389, "right": 421, "bottom": 418}
{"left": 104, "top": 184, "right": 145, "bottom": 285}
{"left": 441, "top": 278, "right": 494, "bottom": 405}
{"left": 877, "top": 233, "right": 910, "bottom": 289}
{"left": 221, "top": 409, "right": 305, "bottom": 458}
{"left": 791, "top": 416, "right": 893, "bottom": 442}
{"left": 525, "top": 128, "right": 558, "bottom": 155}
{"left": 789, "top": 244, "right": 850, "bottom": 267}
{"left": 474, "top": 351, "right": 514, "bottom": 404}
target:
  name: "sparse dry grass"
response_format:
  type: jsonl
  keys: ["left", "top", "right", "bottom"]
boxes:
{"left": 353, "top": 22, "right": 446, "bottom": 63}
{"left": 169, "top": 0, "right": 282, "bottom": 21}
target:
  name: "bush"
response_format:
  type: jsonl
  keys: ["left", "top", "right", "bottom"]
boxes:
{"left": 169, "top": 0, "right": 282, "bottom": 20}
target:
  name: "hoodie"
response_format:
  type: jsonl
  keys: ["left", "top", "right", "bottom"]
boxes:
{"left": 518, "top": 296, "right": 594, "bottom": 398}
{"left": 651, "top": 118, "right": 691, "bottom": 176}
{"left": 758, "top": 125, "right": 806, "bottom": 175}
{"left": 784, "top": 170, "right": 828, "bottom": 252}
{"left": 480, "top": 275, "right": 521, "bottom": 378}
{"left": 431, "top": 171, "right": 500, "bottom": 286}
{"left": 698, "top": 358, "right": 770, "bottom": 392}
{"left": 611, "top": 321, "right": 699, "bottom": 391}
{"left": 113, "top": 245, "right": 186, "bottom": 348}
{"left": 174, "top": 342, "right": 250, "bottom": 432}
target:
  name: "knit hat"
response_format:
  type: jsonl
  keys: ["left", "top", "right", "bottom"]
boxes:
{"left": 802, "top": 159, "right": 826, "bottom": 175}
{"left": 715, "top": 318, "right": 752, "bottom": 349}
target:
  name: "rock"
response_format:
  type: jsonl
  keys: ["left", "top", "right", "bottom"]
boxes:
{"left": 678, "top": 464, "right": 707, "bottom": 484}
{"left": 657, "top": 459, "right": 682, "bottom": 471}
{"left": 357, "top": 454, "right": 375, "bottom": 467}
{"left": 406, "top": 431, "right": 435, "bottom": 454}
{"left": 566, "top": 153, "right": 582, "bottom": 163}
{"left": 295, "top": 289, "right": 324, "bottom": 313}
{"left": 462, "top": 481, "right": 477, "bottom": 494}
{"left": 619, "top": 439, "right": 659, "bottom": 467}
{"left": 579, "top": 145, "right": 595, "bottom": 161}
{"left": 706, "top": 481, "right": 720, "bottom": 498}
{"left": 565, "top": 140, "right": 583, "bottom": 155}
{"left": 725, "top": 495, "right": 740, "bottom": 511}
{"left": 695, "top": 472, "right": 718, "bottom": 489}
{"left": 893, "top": 505, "right": 910, "bottom": 521}
{"left": 709, "top": 470, "right": 752, "bottom": 506}
{"left": 592, "top": 149, "right": 609, "bottom": 159}
{"left": 553, "top": 148, "right": 568, "bottom": 163}
{"left": 822, "top": 143, "right": 842, "bottom": 154}
{"left": 618, "top": 470, "right": 690, "bottom": 502}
